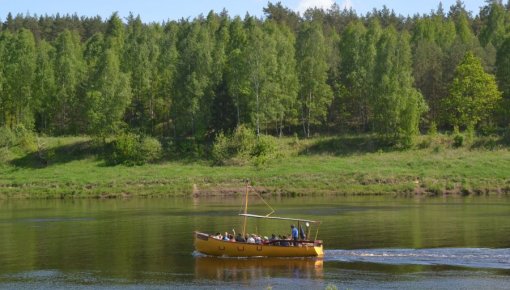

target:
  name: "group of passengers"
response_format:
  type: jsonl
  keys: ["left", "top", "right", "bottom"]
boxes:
{"left": 211, "top": 224, "right": 304, "bottom": 246}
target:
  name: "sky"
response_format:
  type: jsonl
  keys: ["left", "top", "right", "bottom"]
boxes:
{"left": 0, "top": 0, "right": 486, "bottom": 23}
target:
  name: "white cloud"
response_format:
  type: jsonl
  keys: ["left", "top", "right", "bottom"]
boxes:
{"left": 297, "top": 0, "right": 335, "bottom": 14}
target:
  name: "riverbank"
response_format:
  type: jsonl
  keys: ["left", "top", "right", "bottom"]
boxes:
{"left": 0, "top": 136, "right": 509, "bottom": 199}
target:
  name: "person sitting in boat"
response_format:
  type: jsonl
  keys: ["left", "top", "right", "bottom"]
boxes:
{"left": 229, "top": 234, "right": 235, "bottom": 242}
{"left": 213, "top": 232, "right": 223, "bottom": 240}
{"left": 235, "top": 233, "right": 246, "bottom": 242}
{"left": 255, "top": 235, "right": 262, "bottom": 244}
{"left": 223, "top": 232, "right": 230, "bottom": 241}
{"left": 280, "top": 236, "right": 290, "bottom": 246}
{"left": 247, "top": 234, "right": 256, "bottom": 243}
{"left": 269, "top": 234, "right": 279, "bottom": 246}
{"left": 291, "top": 225, "right": 299, "bottom": 246}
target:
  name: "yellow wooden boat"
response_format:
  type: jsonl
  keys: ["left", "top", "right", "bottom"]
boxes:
{"left": 194, "top": 184, "right": 324, "bottom": 257}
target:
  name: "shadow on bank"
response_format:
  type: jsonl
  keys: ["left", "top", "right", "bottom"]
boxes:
{"left": 9, "top": 137, "right": 210, "bottom": 169}
{"left": 10, "top": 140, "right": 101, "bottom": 169}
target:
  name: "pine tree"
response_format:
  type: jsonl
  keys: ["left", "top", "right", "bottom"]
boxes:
{"left": 480, "top": 1, "right": 508, "bottom": 48}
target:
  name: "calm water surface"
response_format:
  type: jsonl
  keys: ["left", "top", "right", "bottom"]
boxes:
{"left": 1, "top": 196, "right": 509, "bottom": 289}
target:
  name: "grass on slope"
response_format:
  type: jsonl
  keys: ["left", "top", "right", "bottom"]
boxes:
{"left": 0, "top": 135, "right": 509, "bottom": 198}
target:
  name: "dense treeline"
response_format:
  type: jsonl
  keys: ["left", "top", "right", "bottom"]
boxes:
{"left": 0, "top": 1, "right": 509, "bottom": 146}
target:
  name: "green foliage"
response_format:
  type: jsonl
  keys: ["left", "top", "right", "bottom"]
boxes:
{"left": 373, "top": 28, "right": 427, "bottom": 146}
{"left": 212, "top": 125, "right": 255, "bottom": 165}
{"left": 86, "top": 48, "right": 131, "bottom": 136}
{"left": 139, "top": 137, "right": 163, "bottom": 162}
{"left": 465, "top": 123, "right": 475, "bottom": 143}
{"left": 428, "top": 121, "right": 438, "bottom": 136}
{"left": 212, "top": 125, "right": 278, "bottom": 166}
{"left": 479, "top": 2, "right": 507, "bottom": 48}
{"left": 503, "top": 126, "right": 510, "bottom": 145}
{"left": 0, "top": 125, "right": 37, "bottom": 156}
{"left": 211, "top": 132, "right": 231, "bottom": 163}
{"left": 106, "top": 133, "right": 162, "bottom": 166}
{"left": 53, "top": 29, "right": 84, "bottom": 134}
{"left": 13, "top": 124, "right": 37, "bottom": 152}
{"left": 251, "top": 135, "right": 278, "bottom": 167}
{"left": 0, "top": 126, "right": 16, "bottom": 148}
{"left": 444, "top": 52, "right": 502, "bottom": 129}
{"left": 0, "top": 147, "right": 11, "bottom": 165}
{"left": 453, "top": 134, "right": 464, "bottom": 148}
{"left": 296, "top": 20, "right": 333, "bottom": 137}
{"left": 0, "top": 7, "right": 509, "bottom": 147}
{"left": 1, "top": 135, "right": 510, "bottom": 198}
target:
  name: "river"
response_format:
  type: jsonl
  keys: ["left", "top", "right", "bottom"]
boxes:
{"left": 0, "top": 196, "right": 509, "bottom": 289}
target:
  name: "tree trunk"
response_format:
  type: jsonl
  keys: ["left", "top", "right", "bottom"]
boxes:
{"left": 301, "top": 95, "right": 307, "bottom": 137}
{"left": 307, "top": 91, "right": 312, "bottom": 138}
{"left": 235, "top": 93, "right": 240, "bottom": 127}
{"left": 256, "top": 84, "right": 260, "bottom": 137}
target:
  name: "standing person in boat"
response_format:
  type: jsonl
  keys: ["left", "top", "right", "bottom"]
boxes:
{"left": 291, "top": 224, "right": 299, "bottom": 246}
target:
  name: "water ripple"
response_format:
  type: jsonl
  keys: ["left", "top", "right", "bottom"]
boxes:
{"left": 325, "top": 248, "right": 510, "bottom": 269}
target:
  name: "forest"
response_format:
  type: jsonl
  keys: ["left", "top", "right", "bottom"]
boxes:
{"left": 0, "top": 0, "right": 510, "bottom": 151}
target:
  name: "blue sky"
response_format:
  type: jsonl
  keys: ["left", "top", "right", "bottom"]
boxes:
{"left": 0, "top": 0, "right": 485, "bottom": 22}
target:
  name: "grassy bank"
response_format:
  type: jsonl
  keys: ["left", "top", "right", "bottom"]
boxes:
{"left": 0, "top": 135, "right": 509, "bottom": 199}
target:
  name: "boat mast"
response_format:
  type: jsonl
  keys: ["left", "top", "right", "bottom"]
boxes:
{"left": 242, "top": 181, "right": 249, "bottom": 238}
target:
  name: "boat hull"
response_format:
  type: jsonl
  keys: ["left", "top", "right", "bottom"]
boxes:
{"left": 194, "top": 232, "right": 324, "bottom": 257}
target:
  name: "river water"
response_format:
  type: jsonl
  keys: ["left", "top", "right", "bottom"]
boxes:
{"left": 0, "top": 196, "right": 509, "bottom": 289}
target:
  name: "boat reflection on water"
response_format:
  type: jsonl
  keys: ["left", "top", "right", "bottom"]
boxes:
{"left": 194, "top": 256, "right": 323, "bottom": 281}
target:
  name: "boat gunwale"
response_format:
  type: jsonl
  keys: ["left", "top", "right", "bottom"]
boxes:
{"left": 194, "top": 231, "right": 323, "bottom": 247}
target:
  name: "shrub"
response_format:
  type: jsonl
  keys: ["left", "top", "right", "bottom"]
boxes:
{"left": 397, "top": 134, "right": 414, "bottom": 149}
{"left": 13, "top": 124, "right": 37, "bottom": 152}
{"left": 428, "top": 121, "right": 438, "bottom": 136}
{"left": 140, "top": 137, "right": 162, "bottom": 162}
{"left": 0, "top": 147, "right": 12, "bottom": 165}
{"left": 212, "top": 125, "right": 279, "bottom": 166}
{"left": 165, "top": 138, "right": 205, "bottom": 159}
{"left": 230, "top": 125, "right": 256, "bottom": 157}
{"left": 503, "top": 126, "right": 510, "bottom": 145}
{"left": 0, "top": 125, "right": 37, "bottom": 153}
{"left": 453, "top": 134, "right": 464, "bottom": 148}
{"left": 465, "top": 124, "right": 475, "bottom": 144}
{"left": 0, "top": 127, "right": 16, "bottom": 148}
{"left": 106, "top": 133, "right": 162, "bottom": 166}
{"left": 107, "top": 132, "right": 139, "bottom": 165}
{"left": 211, "top": 132, "right": 230, "bottom": 164}
{"left": 417, "top": 137, "right": 432, "bottom": 149}
{"left": 253, "top": 135, "right": 277, "bottom": 156}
